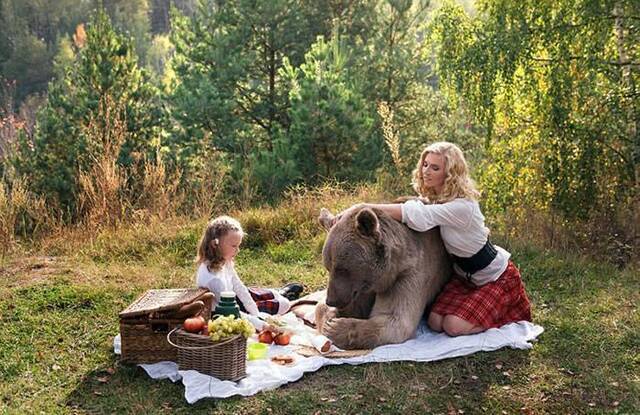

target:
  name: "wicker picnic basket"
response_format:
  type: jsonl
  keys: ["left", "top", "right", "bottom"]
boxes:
{"left": 167, "top": 328, "right": 247, "bottom": 381}
{"left": 119, "top": 288, "right": 213, "bottom": 364}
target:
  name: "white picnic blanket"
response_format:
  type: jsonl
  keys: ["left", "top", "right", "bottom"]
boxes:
{"left": 113, "top": 319, "right": 543, "bottom": 404}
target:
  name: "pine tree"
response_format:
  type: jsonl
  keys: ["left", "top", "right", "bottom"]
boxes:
{"left": 15, "top": 9, "right": 163, "bottom": 215}
{"left": 282, "top": 34, "right": 375, "bottom": 184}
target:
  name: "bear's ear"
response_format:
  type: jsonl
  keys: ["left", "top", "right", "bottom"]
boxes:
{"left": 355, "top": 208, "right": 381, "bottom": 241}
{"left": 318, "top": 208, "right": 336, "bottom": 231}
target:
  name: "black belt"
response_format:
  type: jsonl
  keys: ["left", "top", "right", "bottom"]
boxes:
{"left": 452, "top": 240, "right": 497, "bottom": 276}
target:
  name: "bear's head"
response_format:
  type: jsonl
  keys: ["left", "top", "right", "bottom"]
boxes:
{"left": 319, "top": 206, "right": 405, "bottom": 314}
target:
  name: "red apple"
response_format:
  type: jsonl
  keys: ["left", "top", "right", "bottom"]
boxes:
{"left": 274, "top": 332, "right": 291, "bottom": 346}
{"left": 258, "top": 330, "right": 274, "bottom": 344}
{"left": 184, "top": 316, "right": 206, "bottom": 333}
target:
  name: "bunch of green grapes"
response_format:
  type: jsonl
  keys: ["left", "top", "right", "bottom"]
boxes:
{"left": 208, "top": 315, "right": 255, "bottom": 342}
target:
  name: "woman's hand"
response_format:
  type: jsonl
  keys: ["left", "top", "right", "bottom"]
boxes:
{"left": 319, "top": 204, "right": 368, "bottom": 230}
{"left": 335, "top": 203, "right": 368, "bottom": 223}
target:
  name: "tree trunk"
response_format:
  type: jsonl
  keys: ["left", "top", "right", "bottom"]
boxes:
{"left": 613, "top": 2, "right": 639, "bottom": 241}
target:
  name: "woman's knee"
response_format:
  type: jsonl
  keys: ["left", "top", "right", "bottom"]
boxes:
{"left": 442, "top": 315, "right": 478, "bottom": 337}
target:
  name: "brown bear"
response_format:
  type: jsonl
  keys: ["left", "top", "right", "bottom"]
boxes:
{"left": 315, "top": 205, "right": 451, "bottom": 349}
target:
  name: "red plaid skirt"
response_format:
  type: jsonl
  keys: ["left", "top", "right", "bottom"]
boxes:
{"left": 237, "top": 288, "right": 281, "bottom": 315}
{"left": 431, "top": 261, "right": 532, "bottom": 329}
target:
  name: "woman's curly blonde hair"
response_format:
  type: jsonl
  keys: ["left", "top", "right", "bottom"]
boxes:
{"left": 196, "top": 215, "right": 245, "bottom": 272}
{"left": 411, "top": 141, "right": 480, "bottom": 203}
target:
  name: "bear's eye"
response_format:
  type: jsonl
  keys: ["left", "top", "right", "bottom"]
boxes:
{"left": 334, "top": 267, "right": 350, "bottom": 279}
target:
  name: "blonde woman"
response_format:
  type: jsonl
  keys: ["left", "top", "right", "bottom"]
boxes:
{"left": 333, "top": 142, "right": 531, "bottom": 336}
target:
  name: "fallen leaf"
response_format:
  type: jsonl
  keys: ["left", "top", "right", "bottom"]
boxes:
{"left": 93, "top": 391, "right": 103, "bottom": 396}
{"left": 611, "top": 382, "right": 619, "bottom": 387}
{"left": 327, "top": 398, "right": 337, "bottom": 403}
{"left": 52, "top": 364, "right": 61, "bottom": 371}
{"left": 613, "top": 401, "right": 619, "bottom": 407}
{"left": 471, "top": 375, "right": 478, "bottom": 381}
{"left": 379, "top": 397, "right": 387, "bottom": 402}
{"left": 588, "top": 403, "right": 595, "bottom": 407}
{"left": 96, "top": 376, "right": 109, "bottom": 383}
{"left": 502, "top": 371, "right": 511, "bottom": 377}
{"left": 495, "top": 363, "right": 503, "bottom": 370}
{"left": 106, "top": 367, "right": 116, "bottom": 375}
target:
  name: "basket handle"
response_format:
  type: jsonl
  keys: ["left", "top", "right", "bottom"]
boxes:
{"left": 166, "top": 327, "right": 241, "bottom": 350}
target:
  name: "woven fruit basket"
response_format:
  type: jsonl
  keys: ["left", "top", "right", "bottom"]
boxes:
{"left": 118, "top": 288, "right": 213, "bottom": 364}
{"left": 167, "top": 328, "right": 247, "bottom": 381}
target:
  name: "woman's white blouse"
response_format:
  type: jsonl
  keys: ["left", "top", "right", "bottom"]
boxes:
{"left": 401, "top": 198, "right": 509, "bottom": 285}
{"left": 196, "top": 261, "right": 259, "bottom": 315}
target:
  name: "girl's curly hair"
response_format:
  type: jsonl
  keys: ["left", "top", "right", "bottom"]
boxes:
{"left": 411, "top": 141, "right": 480, "bottom": 203}
{"left": 196, "top": 215, "right": 244, "bottom": 272}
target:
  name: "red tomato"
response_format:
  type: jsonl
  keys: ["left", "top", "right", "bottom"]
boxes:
{"left": 274, "top": 332, "right": 291, "bottom": 346}
{"left": 184, "top": 316, "right": 205, "bottom": 333}
{"left": 258, "top": 330, "right": 274, "bottom": 344}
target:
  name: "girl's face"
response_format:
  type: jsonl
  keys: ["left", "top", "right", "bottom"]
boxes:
{"left": 422, "top": 152, "right": 446, "bottom": 194}
{"left": 215, "top": 230, "right": 243, "bottom": 262}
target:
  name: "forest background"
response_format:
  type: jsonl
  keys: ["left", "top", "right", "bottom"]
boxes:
{"left": 0, "top": 0, "right": 638, "bottom": 268}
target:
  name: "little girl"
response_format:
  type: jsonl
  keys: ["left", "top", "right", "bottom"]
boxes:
{"left": 195, "top": 215, "right": 303, "bottom": 316}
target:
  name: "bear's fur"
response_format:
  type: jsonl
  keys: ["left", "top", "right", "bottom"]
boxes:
{"left": 315, "top": 206, "right": 451, "bottom": 349}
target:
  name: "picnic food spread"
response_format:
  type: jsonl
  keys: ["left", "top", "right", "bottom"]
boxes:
{"left": 120, "top": 288, "right": 337, "bottom": 381}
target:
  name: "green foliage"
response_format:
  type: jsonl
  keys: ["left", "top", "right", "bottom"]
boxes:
{"left": 0, "top": 33, "right": 52, "bottom": 101}
{"left": 169, "top": 0, "right": 331, "bottom": 164}
{"left": 145, "top": 34, "right": 174, "bottom": 86}
{"left": 13, "top": 9, "right": 163, "bottom": 215}
{"left": 431, "top": 0, "right": 640, "bottom": 222}
{"left": 0, "top": 0, "right": 93, "bottom": 102}
{"left": 105, "top": 0, "right": 152, "bottom": 62}
{"left": 282, "top": 34, "right": 376, "bottom": 185}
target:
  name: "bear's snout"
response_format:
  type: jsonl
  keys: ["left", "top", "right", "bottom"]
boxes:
{"left": 326, "top": 284, "right": 351, "bottom": 308}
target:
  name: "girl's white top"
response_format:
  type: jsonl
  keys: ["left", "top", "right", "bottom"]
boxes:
{"left": 401, "top": 198, "right": 510, "bottom": 285}
{"left": 196, "top": 261, "right": 260, "bottom": 315}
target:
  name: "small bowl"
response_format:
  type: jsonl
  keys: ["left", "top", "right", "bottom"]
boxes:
{"left": 247, "top": 342, "right": 269, "bottom": 360}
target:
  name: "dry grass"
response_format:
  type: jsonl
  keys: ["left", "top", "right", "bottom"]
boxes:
{"left": 0, "top": 179, "right": 54, "bottom": 261}
{"left": 137, "top": 149, "right": 183, "bottom": 221}
{"left": 182, "top": 152, "right": 230, "bottom": 220}
{"left": 76, "top": 95, "right": 129, "bottom": 228}
{"left": 377, "top": 100, "right": 403, "bottom": 171}
{"left": 495, "top": 206, "right": 639, "bottom": 269}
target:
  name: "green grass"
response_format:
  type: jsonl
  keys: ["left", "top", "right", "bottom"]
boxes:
{"left": 1, "top": 215, "right": 639, "bottom": 414}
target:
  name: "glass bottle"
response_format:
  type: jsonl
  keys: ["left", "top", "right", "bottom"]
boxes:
{"left": 213, "top": 290, "right": 241, "bottom": 318}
